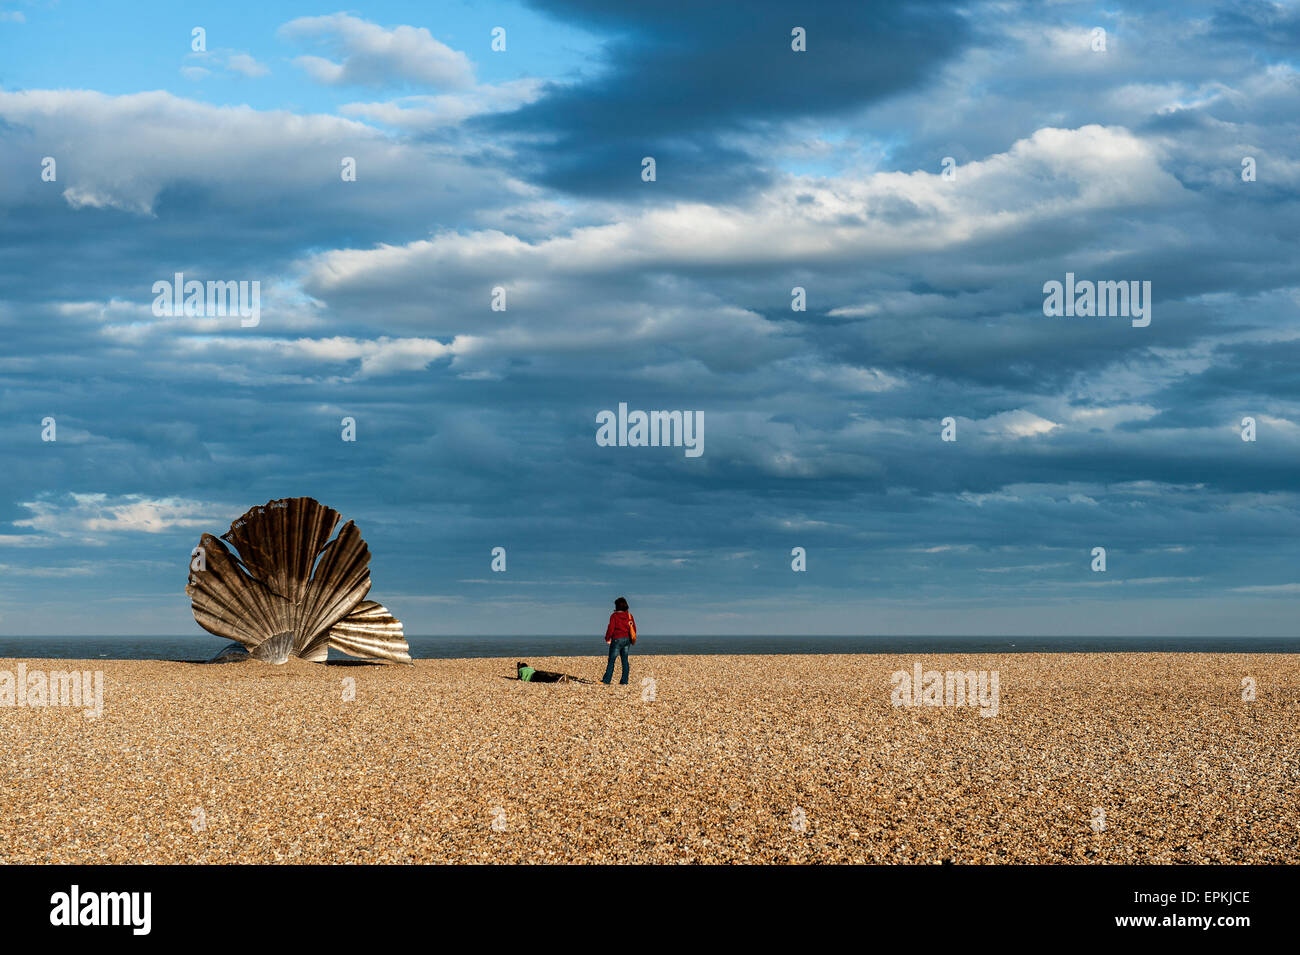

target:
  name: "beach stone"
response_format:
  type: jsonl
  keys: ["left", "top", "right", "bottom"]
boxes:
{"left": 0, "top": 653, "right": 1294, "bottom": 863}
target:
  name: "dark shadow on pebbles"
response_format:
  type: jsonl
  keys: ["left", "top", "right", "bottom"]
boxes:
{"left": 181, "top": 658, "right": 392, "bottom": 667}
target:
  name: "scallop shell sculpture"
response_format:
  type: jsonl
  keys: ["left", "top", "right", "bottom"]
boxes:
{"left": 187, "top": 497, "right": 411, "bottom": 664}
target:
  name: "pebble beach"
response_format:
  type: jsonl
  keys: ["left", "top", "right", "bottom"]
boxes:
{"left": 1, "top": 653, "right": 1296, "bottom": 864}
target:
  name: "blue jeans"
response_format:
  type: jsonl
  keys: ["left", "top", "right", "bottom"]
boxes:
{"left": 603, "top": 637, "right": 631, "bottom": 684}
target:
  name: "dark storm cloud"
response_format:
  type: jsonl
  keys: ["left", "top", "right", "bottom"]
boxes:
{"left": 1210, "top": 0, "right": 1300, "bottom": 49}
{"left": 483, "top": 0, "right": 972, "bottom": 198}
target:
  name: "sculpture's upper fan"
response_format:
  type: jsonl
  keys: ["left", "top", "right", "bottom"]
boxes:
{"left": 186, "top": 497, "right": 411, "bottom": 664}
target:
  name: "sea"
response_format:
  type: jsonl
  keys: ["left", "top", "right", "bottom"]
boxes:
{"left": 0, "top": 634, "right": 1296, "bottom": 660}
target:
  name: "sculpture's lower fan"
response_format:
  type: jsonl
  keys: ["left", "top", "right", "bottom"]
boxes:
{"left": 186, "top": 497, "right": 411, "bottom": 664}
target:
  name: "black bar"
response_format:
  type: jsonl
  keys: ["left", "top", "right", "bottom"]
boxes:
{"left": 0, "top": 864, "right": 1283, "bottom": 941}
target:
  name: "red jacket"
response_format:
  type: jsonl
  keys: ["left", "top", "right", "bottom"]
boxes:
{"left": 605, "top": 611, "right": 637, "bottom": 644}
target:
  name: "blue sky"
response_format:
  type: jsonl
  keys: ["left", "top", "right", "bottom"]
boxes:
{"left": 1, "top": 0, "right": 1298, "bottom": 636}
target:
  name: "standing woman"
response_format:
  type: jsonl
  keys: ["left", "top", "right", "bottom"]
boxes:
{"left": 602, "top": 596, "right": 637, "bottom": 685}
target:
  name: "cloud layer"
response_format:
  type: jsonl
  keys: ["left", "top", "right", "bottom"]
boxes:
{"left": 1, "top": 1, "right": 1297, "bottom": 636}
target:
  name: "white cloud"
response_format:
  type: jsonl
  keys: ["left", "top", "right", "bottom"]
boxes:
{"left": 61, "top": 185, "right": 153, "bottom": 216}
{"left": 0, "top": 534, "right": 53, "bottom": 548}
{"left": 598, "top": 551, "right": 694, "bottom": 568}
{"left": 14, "top": 494, "right": 230, "bottom": 537}
{"left": 175, "top": 334, "right": 470, "bottom": 378}
{"left": 0, "top": 563, "right": 95, "bottom": 577}
{"left": 302, "top": 125, "right": 1184, "bottom": 290}
{"left": 280, "top": 13, "right": 474, "bottom": 89}
{"left": 0, "top": 88, "right": 512, "bottom": 220}
{"left": 1061, "top": 404, "right": 1159, "bottom": 429}
{"left": 339, "top": 80, "right": 543, "bottom": 129}
{"left": 978, "top": 409, "right": 1060, "bottom": 438}
{"left": 226, "top": 53, "right": 270, "bottom": 78}
{"left": 1232, "top": 583, "right": 1300, "bottom": 594}
{"left": 798, "top": 361, "right": 903, "bottom": 394}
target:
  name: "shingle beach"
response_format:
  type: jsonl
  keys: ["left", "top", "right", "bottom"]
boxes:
{"left": 1, "top": 653, "right": 1295, "bottom": 864}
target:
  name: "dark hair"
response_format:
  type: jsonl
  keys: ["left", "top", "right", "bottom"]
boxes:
{"left": 614, "top": 596, "right": 629, "bottom": 611}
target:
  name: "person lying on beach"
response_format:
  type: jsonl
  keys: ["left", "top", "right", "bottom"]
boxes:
{"left": 515, "top": 661, "right": 591, "bottom": 683}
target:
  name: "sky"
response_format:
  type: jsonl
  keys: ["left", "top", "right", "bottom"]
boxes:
{"left": 1, "top": 0, "right": 1298, "bottom": 637}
